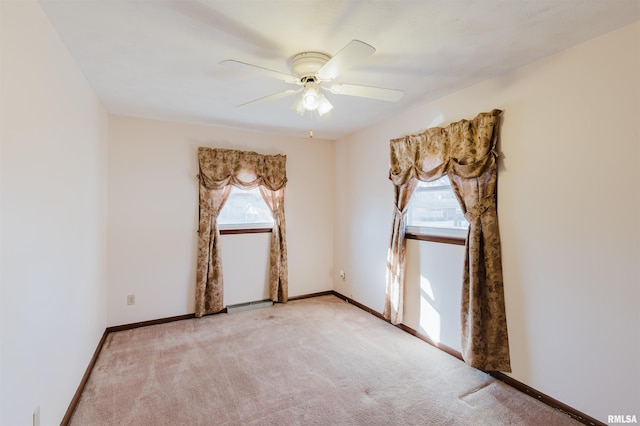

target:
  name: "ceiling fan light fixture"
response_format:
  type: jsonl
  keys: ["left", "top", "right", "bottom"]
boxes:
{"left": 292, "top": 96, "right": 306, "bottom": 116}
{"left": 302, "top": 84, "right": 320, "bottom": 110}
{"left": 292, "top": 88, "right": 333, "bottom": 116}
{"left": 316, "top": 93, "right": 333, "bottom": 116}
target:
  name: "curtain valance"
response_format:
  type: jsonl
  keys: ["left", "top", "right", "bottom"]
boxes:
{"left": 198, "top": 147, "right": 287, "bottom": 191}
{"left": 389, "top": 109, "right": 501, "bottom": 186}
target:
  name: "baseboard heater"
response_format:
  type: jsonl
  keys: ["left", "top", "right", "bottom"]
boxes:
{"left": 227, "top": 299, "right": 273, "bottom": 314}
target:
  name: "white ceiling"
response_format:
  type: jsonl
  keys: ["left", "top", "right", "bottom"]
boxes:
{"left": 39, "top": 0, "right": 639, "bottom": 140}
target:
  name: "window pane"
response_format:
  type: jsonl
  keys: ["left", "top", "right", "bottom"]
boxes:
{"left": 406, "top": 176, "right": 468, "bottom": 232}
{"left": 218, "top": 187, "right": 274, "bottom": 227}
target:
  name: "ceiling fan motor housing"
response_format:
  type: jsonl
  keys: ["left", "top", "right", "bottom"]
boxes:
{"left": 290, "top": 52, "right": 331, "bottom": 79}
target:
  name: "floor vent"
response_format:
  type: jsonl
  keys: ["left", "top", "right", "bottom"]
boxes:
{"left": 227, "top": 299, "right": 273, "bottom": 314}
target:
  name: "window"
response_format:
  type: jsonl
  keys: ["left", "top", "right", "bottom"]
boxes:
{"left": 218, "top": 187, "right": 274, "bottom": 231}
{"left": 406, "top": 175, "right": 468, "bottom": 241}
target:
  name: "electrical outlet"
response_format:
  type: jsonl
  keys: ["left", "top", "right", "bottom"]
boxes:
{"left": 127, "top": 294, "right": 135, "bottom": 306}
{"left": 33, "top": 406, "right": 40, "bottom": 426}
{"left": 339, "top": 270, "right": 346, "bottom": 280}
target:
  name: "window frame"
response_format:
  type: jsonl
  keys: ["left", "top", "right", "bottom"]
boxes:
{"left": 217, "top": 186, "right": 274, "bottom": 235}
{"left": 404, "top": 230, "right": 466, "bottom": 245}
{"left": 405, "top": 177, "right": 467, "bottom": 245}
{"left": 219, "top": 226, "right": 272, "bottom": 235}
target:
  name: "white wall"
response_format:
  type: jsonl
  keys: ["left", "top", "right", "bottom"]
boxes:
{"left": 403, "top": 240, "right": 464, "bottom": 351}
{"left": 221, "top": 233, "right": 271, "bottom": 306}
{"left": 334, "top": 22, "right": 639, "bottom": 423}
{"left": 0, "top": 2, "right": 108, "bottom": 425}
{"left": 107, "top": 116, "right": 335, "bottom": 326}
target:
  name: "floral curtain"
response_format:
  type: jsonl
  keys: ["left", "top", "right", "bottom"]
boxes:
{"left": 259, "top": 187, "right": 288, "bottom": 302}
{"left": 383, "top": 178, "right": 417, "bottom": 325}
{"left": 196, "top": 183, "right": 233, "bottom": 316}
{"left": 386, "top": 109, "right": 511, "bottom": 372}
{"left": 196, "top": 147, "right": 288, "bottom": 317}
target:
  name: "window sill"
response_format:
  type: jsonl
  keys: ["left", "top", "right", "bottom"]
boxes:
{"left": 405, "top": 232, "right": 465, "bottom": 246}
{"left": 220, "top": 227, "right": 272, "bottom": 235}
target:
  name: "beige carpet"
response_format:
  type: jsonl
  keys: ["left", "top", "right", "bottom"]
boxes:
{"left": 70, "top": 295, "right": 579, "bottom": 425}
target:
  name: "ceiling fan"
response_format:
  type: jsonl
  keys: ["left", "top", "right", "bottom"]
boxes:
{"left": 220, "top": 40, "right": 404, "bottom": 117}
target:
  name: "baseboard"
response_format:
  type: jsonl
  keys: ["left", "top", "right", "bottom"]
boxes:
{"left": 489, "top": 371, "right": 605, "bottom": 426}
{"left": 329, "top": 290, "right": 605, "bottom": 426}
{"left": 330, "top": 291, "right": 387, "bottom": 320}
{"left": 60, "top": 329, "right": 109, "bottom": 426}
{"left": 394, "top": 322, "right": 464, "bottom": 362}
{"left": 288, "top": 290, "right": 334, "bottom": 301}
{"left": 106, "top": 313, "right": 198, "bottom": 333}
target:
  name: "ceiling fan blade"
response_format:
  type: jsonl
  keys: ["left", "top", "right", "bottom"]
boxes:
{"left": 316, "top": 40, "right": 376, "bottom": 81}
{"left": 328, "top": 83, "right": 404, "bottom": 102}
{"left": 237, "top": 89, "right": 301, "bottom": 108}
{"left": 220, "top": 60, "right": 299, "bottom": 84}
